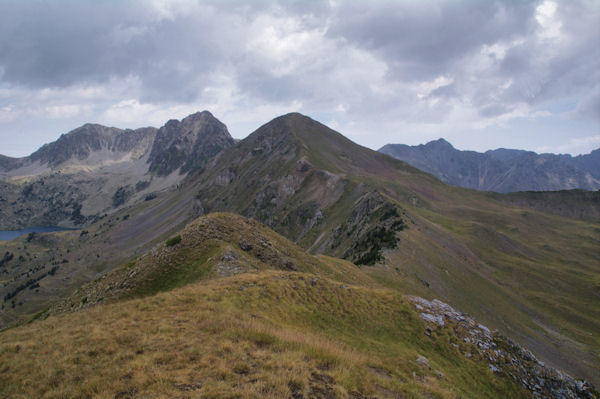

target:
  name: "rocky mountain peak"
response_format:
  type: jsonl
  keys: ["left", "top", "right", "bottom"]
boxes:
{"left": 426, "top": 138, "right": 454, "bottom": 149}
{"left": 486, "top": 148, "right": 530, "bottom": 161}
{"left": 254, "top": 112, "right": 350, "bottom": 147}
{"left": 182, "top": 110, "right": 216, "bottom": 122}
{"left": 147, "top": 111, "right": 234, "bottom": 176}
{"left": 27, "top": 124, "right": 157, "bottom": 168}
{"left": 238, "top": 112, "right": 317, "bottom": 154}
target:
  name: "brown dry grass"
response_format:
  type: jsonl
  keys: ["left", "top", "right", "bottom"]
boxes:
{"left": 0, "top": 270, "right": 529, "bottom": 399}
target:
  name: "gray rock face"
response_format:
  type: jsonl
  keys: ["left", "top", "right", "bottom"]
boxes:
{"left": 379, "top": 139, "right": 600, "bottom": 193}
{"left": 147, "top": 111, "right": 235, "bottom": 176}
{"left": 29, "top": 124, "right": 157, "bottom": 168}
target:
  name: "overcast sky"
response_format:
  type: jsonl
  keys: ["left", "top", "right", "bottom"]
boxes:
{"left": 0, "top": 0, "right": 598, "bottom": 157}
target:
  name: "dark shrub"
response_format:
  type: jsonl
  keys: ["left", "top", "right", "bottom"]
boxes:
{"left": 165, "top": 235, "right": 182, "bottom": 247}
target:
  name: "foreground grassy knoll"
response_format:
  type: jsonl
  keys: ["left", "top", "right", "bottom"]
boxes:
{"left": 0, "top": 272, "right": 541, "bottom": 398}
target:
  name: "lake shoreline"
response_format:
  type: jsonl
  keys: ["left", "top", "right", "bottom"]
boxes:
{"left": 0, "top": 226, "right": 78, "bottom": 241}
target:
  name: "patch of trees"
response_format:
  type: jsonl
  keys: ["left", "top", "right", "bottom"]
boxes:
{"left": 113, "top": 186, "right": 133, "bottom": 207}
{"left": 2, "top": 266, "right": 59, "bottom": 302}
{"left": 333, "top": 199, "right": 406, "bottom": 266}
{"left": 21, "top": 183, "right": 34, "bottom": 198}
{"left": 351, "top": 225, "right": 400, "bottom": 266}
{"left": 135, "top": 180, "right": 151, "bottom": 191}
{"left": 0, "top": 251, "right": 14, "bottom": 268}
{"left": 70, "top": 201, "right": 85, "bottom": 225}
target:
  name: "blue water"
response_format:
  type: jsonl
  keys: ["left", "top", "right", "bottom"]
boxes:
{"left": 0, "top": 226, "right": 76, "bottom": 241}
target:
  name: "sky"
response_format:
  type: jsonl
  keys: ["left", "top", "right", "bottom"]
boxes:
{"left": 0, "top": 0, "right": 598, "bottom": 158}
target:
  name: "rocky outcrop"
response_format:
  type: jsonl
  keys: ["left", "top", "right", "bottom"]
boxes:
{"left": 409, "top": 296, "right": 598, "bottom": 399}
{"left": 328, "top": 191, "right": 405, "bottom": 265}
{"left": 379, "top": 139, "right": 600, "bottom": 192}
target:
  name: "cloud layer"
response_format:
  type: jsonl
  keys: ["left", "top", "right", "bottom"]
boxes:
{"left": 0, "top": 0, "right": 598, "bottom": 156}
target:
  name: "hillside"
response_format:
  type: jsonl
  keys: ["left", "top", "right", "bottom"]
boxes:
{"left": 2, "top": 213, "right": 595, "bottom": 399}
{"left": 379, "top": 139, "right": 600, "bottom": 192}
{"left": 0, "top": 113, "right": 598, "bottom": 386}
{"left": 170, "top": 114, "right": 600, "bottom": 384}
{"left": 488, "top": 190, "right": 600, "bottom": 222}
{"left": 0, "top": 111, "right": 234, "bottom": 229}
{"left": 50, "top": 213, "right": 377, "bottom": 311}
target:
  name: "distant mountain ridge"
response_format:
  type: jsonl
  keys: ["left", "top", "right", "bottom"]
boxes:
{"left": 379, "top": 139, "right": 600, "bottom": 193}
{"left": 0, "top": 111, "right": 234, "bottom": 229}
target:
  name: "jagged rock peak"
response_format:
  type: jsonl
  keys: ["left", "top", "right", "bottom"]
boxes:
{"left": 147, "top": 111, "right": 235, "bottom": 176}
{"left": 164, "top": 110, "right": 218, "bottom": 127}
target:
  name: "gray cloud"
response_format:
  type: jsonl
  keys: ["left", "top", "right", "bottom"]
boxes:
{"left": 328, "top": 1, "right": 536, "bottom": 79}
{"left": 0, "top": 0, "right": 598, "bottom": 156}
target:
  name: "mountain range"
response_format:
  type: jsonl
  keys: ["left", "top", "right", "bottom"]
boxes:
{"left": 0, "top": 111, "right": 234, "bottom": 230}
{"left": 0, "top": 112, "right": 598, "bottom": 397}
{"left": 379, "top": 139, "right": 600, "bottom": 193}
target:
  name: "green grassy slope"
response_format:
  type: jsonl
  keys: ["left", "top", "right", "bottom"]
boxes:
{"left": 366, "top": 195, "right": 599, "bottom": 383}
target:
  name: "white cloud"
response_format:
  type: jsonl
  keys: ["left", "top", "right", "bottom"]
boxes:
{"left": 37, "top": 104, "right": 92, "bottom": 119}
{"left": 100, "top": 99, "right": 202, "bottom": 127}
{"left": 0, "top": 104, "right": 17, "bottom": 123}
{"left": 535, "top": 1, "right": 562, "bottom": 40}
{"left": 414, "top": 75, "right": 454, "bottom": 99}
{"left": 553, "top": 135, "right": 600, "bottom": 154}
